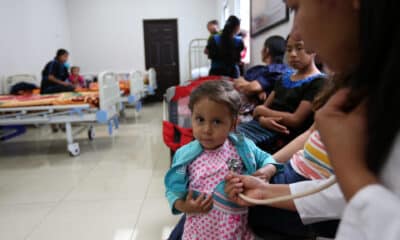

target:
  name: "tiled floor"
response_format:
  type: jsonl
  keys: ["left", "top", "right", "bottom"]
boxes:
{"left": 0, "top": 103, "right": 180, "bottom": 240}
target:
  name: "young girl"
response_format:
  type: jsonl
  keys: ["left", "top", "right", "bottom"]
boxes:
{"left": 237, "top": 35, "right": 326, "bottom": 149}
{"left": 68, "top": 66, "right": 85, "bottom": 88}
{"left": 165, "top": 80, "right": 282, "bottom": 240}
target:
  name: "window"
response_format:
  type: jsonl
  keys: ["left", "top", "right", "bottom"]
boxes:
{"left": 222, "top": 0, "right": 229, "bottom": 25}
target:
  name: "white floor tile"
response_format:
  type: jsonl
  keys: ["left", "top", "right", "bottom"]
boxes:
{"left": 0, "top": 173, "right": 82, "bottom": 204}
{"left": 65, "top": 169, "right": 152, "bottom": 201}
{"left": 146, "top": 171, "right": 167, "bottom": 199}
{"left": 133, "top": 199, "right": 180, "bottom": 240}
{"left": 27, "top": 200, "right": 142, "bottom": 240}
{"left": 0, "top": 203, "right": 55, "bottom": 240}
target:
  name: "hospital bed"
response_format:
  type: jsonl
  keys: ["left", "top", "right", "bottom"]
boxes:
{"left": 189, "top": 39, "right": 210, "bottom": 79}
{"left": 0, "top": 72, "right": 121, "bottom": 157}
{"left": 142, "top": 68, "right": 157, "bottom": 96}
{"left": 115, "top": 68, "right": 157, "bottom": 114}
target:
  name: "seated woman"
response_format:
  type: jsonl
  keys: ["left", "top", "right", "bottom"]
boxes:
{"left": 206, "top": 15, "right": 244, "bottom": 78}
{"left": 40, "top": 49, "right": 75, "bottom": 94}
{"left": 237, "top": 35, "right": 326, "bottom": 151}
{"left": 226, "top": 80, "right": 341, "bottom": 239}
{"left": 234, "top": 35, "right": 291, "bottom": 103}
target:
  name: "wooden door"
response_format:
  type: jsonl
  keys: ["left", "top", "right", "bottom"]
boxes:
{"left": 143, "top": 19, "right": 180, "bottom": 101}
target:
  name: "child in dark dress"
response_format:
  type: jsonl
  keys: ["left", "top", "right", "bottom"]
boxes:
{"left": 236, "top": 35, "right": 326, "bottom": 150}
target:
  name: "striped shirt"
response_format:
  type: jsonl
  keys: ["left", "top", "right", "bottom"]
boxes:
{"left": 290, "top": 130, "right": 334, "bottom": 180}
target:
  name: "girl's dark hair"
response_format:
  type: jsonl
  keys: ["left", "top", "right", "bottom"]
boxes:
{"left": 56, "top": 49, "right": 69, "bottom": 59}
{"left": 71, "top": 66, "right": 80, "bottom": 72}
{"left": 348, "top": 1, "right": 400, "bottom": 173}
{"left": 189, "top": 80, "right": 241, "bottom": 117}
{"left": 264, "top": 36, "right": 286, "bottom": 64}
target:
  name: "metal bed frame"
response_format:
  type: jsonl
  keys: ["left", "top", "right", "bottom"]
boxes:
{"left": 115, "top": 68, "right": 157, "bottom": 113}
{"left": 0, "top": 72, "right": 121, "bottom": 156}
{"left": 189, "top": 38, "right": 210, "bottom": 80}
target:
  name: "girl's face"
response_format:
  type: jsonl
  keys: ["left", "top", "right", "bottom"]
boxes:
{"left": 71, "top": 68, "right": 80, "bottom": 75}
{"left": 191, "top": 98, "right": 236, "bottom": 150}
{"left": 286, "top": 36, "right": 314, "bottom": 71}
{"left": 286, "top": 0, "right": 360, "bottom": 72}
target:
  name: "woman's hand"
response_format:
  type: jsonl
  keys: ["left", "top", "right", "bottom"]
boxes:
{"left": 315, "top": 89, "right": 378, "bottom": 201}
{"left": 225, "top": 173, "right": 269, "bottom": 206}
{"left": 259, "top": 116, "right": 290, "bottom": 135}
{"left": 233, "top": 78, "right": 247, "bottom": 91}
{"left": 62, "top": 81, "right": 73, "bottom": 87}
{"left": 174, "top": 191, "right": 213, "bottom": 214}
{"left": 252, "top": 164, "right": 277, "bottom": 181}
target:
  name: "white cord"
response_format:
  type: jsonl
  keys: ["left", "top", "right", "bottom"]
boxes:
{"left": 238, "top": 176, "right": 337, "bottom": 205}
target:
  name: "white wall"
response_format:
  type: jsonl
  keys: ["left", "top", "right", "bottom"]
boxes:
{"left": 251, "top": 12, "right": 294, "bottom": 66}
{"left": 0, "top": 0, "right": 71, "bottom": 84}
{"left": 67, "top": 0, "right": 218, "bottom": 82}
{"left": 216, "top": 0, "right": 240, "bottom": 25}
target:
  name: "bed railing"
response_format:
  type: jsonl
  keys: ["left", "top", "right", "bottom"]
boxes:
{"left": 97, "top": 71, "right": 120, "bottom": 123}
{"left": 147, "top": 68, "right": 157, "bottom": 94}
{"left": 130, "top": 71, "right": 145, "bottom": 100}
{"left": 189, "top": 38, "right": 210, "bottom": 79}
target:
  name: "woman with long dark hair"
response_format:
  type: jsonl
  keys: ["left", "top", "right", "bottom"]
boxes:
{"left": 206, "top": 15, "right": 244, "bottom": 78}
{"left": 225, "top": 0, "right": 400, "bottom": 239}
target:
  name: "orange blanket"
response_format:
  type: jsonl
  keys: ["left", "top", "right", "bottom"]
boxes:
{"left": 0, "top": 92, "right": 99, "bottom": 108}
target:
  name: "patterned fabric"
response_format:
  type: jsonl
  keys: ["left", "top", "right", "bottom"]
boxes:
{"left": 0, "top": 92, "right": 99, "bottom": 108}
{"left": 290, "top": 130, "right": 334, "bottom": 180}
{"left": 281, "top": 72, "right": 326, "bottom": 89}
{"left": 183, "top": 140, "right": 254, "bottom": 240}
{"left": 236, "top": 120, "right": 277, "bottom": 145}
{"left": 244, "top": 64, "right": 292, "bottom": 93}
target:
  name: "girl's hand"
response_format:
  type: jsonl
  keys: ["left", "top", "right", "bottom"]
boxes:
{"left": 177, "top": 191, "right": 213, "bottom": 214}
{"left": 225, "top": 173, "right": 268, "bottom": 206}
{"left": 259, "top": 117, "right": 290, "bottom": 135}
{"left": 258, "top": 92, "right": 267, "bottom": 102}
{"left": 252, "top": 164, "right": 277, "bottom": 181}
{"left": 315, "top": 89, "right": 378, "bottom": 201}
